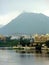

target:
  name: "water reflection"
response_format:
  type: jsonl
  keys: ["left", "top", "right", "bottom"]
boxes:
{"left": 0, "top": 50, "right": 49, "bottom": 65}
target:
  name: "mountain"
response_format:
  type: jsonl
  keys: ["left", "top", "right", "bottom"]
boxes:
{"left": 0, "top": 12, "right": 49, "bottom": 35}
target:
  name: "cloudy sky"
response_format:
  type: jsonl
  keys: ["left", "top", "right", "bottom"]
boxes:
{"left": 0, "top": 0, "right": 49, "bottom": 25}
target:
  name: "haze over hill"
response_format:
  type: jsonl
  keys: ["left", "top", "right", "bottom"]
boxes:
{"left": 0, "top": 25, "right": 4, "bottom": 28}
{"left": 0, "top": 12, "right": 49, "bottom": 35}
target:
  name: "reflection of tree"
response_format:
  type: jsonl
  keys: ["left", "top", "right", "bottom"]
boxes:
{"left": 35, "top": 43, "right": 42, "bottom": 53}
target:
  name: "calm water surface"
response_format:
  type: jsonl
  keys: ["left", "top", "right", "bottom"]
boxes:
{"left": 0, "top": 50, "right": 49, "bottom": 65}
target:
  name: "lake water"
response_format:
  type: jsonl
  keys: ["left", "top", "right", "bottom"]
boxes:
{"left": 0, "top": 50, "right": 49, "bottom": 65}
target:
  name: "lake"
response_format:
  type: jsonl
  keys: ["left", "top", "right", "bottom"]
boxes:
{"left": 0, "top": 50, "right": 49, "bottom": 65}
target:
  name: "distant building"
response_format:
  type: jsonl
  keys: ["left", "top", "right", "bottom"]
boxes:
{"left": 34, "top": 34, "right": 47, "bottom": 43}
{"left": 45, "top": 34, "right": 49, "bottom": 40}
{"left": 21, "top": 35, "right": 30, "bottom": 39}
{"left": 10, "top": 35, "right": 20, "bottom": 40}
{"left": 0, "top": 35, "right": 6, "bottom": 42}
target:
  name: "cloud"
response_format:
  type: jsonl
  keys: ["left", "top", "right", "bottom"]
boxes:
{"left": 0, "top": 9, "right": 49, "bottom": 25}
{"left": 42, "top": 10, "right": 49, "bottom": 17}
{"left": 0, "top": 11, "right": 22, "bottom": 25}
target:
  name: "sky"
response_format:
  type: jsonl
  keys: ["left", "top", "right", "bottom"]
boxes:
{"left": 0, "top": 0, "right": 49, "bottom": 25}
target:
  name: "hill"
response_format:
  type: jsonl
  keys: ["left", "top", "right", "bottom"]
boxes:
{"left": 0, "top": 12, "right": 49, "bottom": 35}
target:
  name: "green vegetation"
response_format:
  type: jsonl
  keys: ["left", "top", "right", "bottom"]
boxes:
{"left": 0, "top": 36, "right": 32, "bottom": 47}
{"left": 0, "top": 36, "right": 49, "bottom": 50}
{"left": 45, "top": 40, "right": 49, "bottom": 48}
{"left": 0, "top": 39, "right": 19, "bottom": 47}
{"left": 20, "top": 36, "right": 31, "bottom": 46}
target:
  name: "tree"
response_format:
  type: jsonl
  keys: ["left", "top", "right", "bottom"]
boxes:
{"left": 20, "top": 36, "right": 30, "bottom": 46}
{"left": 45, "top": 40, "right": 49, "bottom": 48}
{"left": 20, "top": 36, "right": 25, "bottom": 46}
